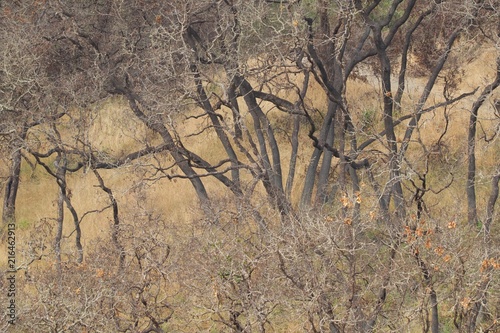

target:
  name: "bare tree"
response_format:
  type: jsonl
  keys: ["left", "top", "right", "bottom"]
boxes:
{"left": 2, "top": 1, "right": 500, "bottom": 332}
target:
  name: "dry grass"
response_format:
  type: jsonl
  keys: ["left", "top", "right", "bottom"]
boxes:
{"left": 342, "top": 46, "right": 500, "bottom": 224}
{"left": 1, "top": 46, "right": 499, "bottom": 333}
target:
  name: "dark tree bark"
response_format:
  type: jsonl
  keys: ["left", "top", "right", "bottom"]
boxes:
{"left": 54, "top": 155, "right": 65, "bottom": 272}
{"left": 299, "top": 4, "right": 343, "bottom": 209}
{"left": 459, "top": 273, "right": 492, "bottom": 333}
{"left": 2, "top": 148, "right": 22, "bottom": 226}
{"left": 93, "top": 169, "right": 125, "bottom": 269}
{"left": 2, "top": 124, "right": 29, "bottom": 227}
{"left": 372, "top": 23, "right": 406, "bottom": 221}
{"left": 286, "top": 69, "right": 310, "bottom": 199}
{"left": 125, "top": 92, "right": 210, "bottom": 205}
{"left": 315, "top": 102, "right": 338, "bottom": 205}
{"left": 415, "top": 250, "right": 439, "bottom": 333}
{"left": 394, "top": 8, "right": 435, "bottom": 115}
{"left": 228, "top": 79, "right": 243, "bottom": 140}
{"left": 467, "top": 56, "right": 500, "bottom": 225}
{"left": 313, "top": 0, "right": 343, "bottom": 206}
{"left": 234, "top": 76, "right": 291, "bottom": 215}
{"left": 33, "top": 148, "right": 84, "bottom": 264}
{"left": 485, "top": 168, "right": 500, "bottom": 235}
{"left": 191, "top": 64, "right": 242, "bottom": 194}
{"left": 286, "top": 114, "right": 301, "bottom": 199}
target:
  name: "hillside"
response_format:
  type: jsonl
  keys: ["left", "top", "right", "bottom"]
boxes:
{"left": 1, "top": 1, "right": 500, "bottom": 332}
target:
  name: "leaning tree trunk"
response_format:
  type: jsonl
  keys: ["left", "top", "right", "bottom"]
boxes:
{"left": 467, "top": 56, "right": 500, "bottom": 226}
{"left": 125, "top": 92, "right": 210, "bottom": 205}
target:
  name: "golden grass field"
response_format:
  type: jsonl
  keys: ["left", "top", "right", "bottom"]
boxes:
{"left": 1, "top": 46, "right": 499, "bottom": 263}
{"left": 0, "top": 45, "right": 499, "bottom": 333}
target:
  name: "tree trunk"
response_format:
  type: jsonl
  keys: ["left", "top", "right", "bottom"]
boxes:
{"left": 192, "top": 65, "right": 241, "bottom": 193}
{"left": 54, "top": 155, "right": 65, "bottom": 273}
{"left": 126, "top": 94, "right": 210, "bottom": 205}
{"left": 300, "top": 148, "right": 322, "bottom": 209}
{"left": 300, "top": 104, "right": 336, "bottom": 209}
{"left": 287, "top": 70, "right": 309, "bottom": 200}
{"left": 373, "top": 24, "right": 406, "bottom": 220}
{"left": 286, "top": 114, "right": 300, "bottom": 199}
{"left": 2, "top": 148, "right": 22, "bottom": 226}
{"left": 429, "top": 289, "right": 440, "bottom": 333}
{"left": 55, "top": 153, "right": 83, "bottom": 264}
{"left": 460, "top": 273, "right": 491, "bottom": 333}
{"left": 467, "top": 106, "right": 479, "bottom": 227}
{"left": 93, "top": 169, "right": 125, "bottom": 269}
{"left": 415, "top": 250, "right": 440, "bottom": 333}
{"left": 467, "top": 56, "right": 500, "bottom": 225}
{"left": 485, "top": 168, "right": 500, "bottom": 235}
{"left": 236, "top": 76, "right": 291, "bottom": 214}
{"left": 55, "top": 172, "right": 64, "bottom": 273}
{"left": 316, "top": 102, "right": 337, "bottom": 205}
{"left": 2, "top": 124, "right": 29, "bottom": 227}
{"left": 228, "top": 79, "right": 243, "bottom": 140}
